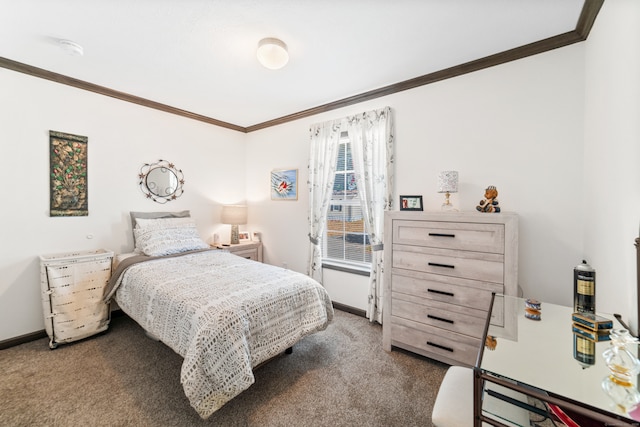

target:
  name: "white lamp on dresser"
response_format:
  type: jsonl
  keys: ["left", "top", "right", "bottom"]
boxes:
{"left": 437, "top": 170, "right": 459, "bottom": 211}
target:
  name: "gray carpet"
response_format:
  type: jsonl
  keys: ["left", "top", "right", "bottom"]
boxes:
{"left": 0, "top": 309, "right": 447, "bottom": 426}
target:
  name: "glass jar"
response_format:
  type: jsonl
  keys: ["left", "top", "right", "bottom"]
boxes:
{"left": 601, "top": 329, "right": 640, "bottom": 413}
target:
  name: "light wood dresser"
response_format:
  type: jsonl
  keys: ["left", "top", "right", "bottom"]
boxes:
{"left": 382, "top": 211, "right": 518, "bottom": 366}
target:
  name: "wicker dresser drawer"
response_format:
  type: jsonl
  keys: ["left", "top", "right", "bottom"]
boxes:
{"left": 390, "top": 317, "right": 481, "bottom": 366}
{"left": 391, "top": 294, "right": 487, "bottom": 338}
{"left": 393, "top": 246, "right": 504, "bottom": 284}
{"left": 393, "top": 220, "right": 504, "bottom": 253}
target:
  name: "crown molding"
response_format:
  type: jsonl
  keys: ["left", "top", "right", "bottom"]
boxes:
{"left": 0, "top": 56, "right": 245, "bottom": 133}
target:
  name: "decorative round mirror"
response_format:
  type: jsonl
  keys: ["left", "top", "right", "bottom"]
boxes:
{"left": 139, "top": 159, "right": 184, "bottom": 203}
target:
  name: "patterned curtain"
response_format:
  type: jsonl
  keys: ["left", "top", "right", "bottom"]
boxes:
{"left": 346, "top": 107, "right": 394, "bottom": 323}
{"left": 307, "top": 120, "right": 342, "bottom": 283}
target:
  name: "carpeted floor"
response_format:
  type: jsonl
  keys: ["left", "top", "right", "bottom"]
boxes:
{"left": 0, "top": 309, "right": 448, "bottom": 426}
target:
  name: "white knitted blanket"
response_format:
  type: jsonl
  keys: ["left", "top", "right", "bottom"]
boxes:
{"left": 111, "top": 250, "right": 333, "bottom": 418}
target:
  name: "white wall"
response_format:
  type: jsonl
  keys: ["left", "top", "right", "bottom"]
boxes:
{"left": 0, "top": 69, "right": 246, "bottom": 341}
{"left": 583, "top": 0, "right": 640, "bottom": 332}
{"left": 246, "top": 43, "right": 586, "bottom": 311}
{"left": 3, "top": 0, "right": 639, "bottom": 341}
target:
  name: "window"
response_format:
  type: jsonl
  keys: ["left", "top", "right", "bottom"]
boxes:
{"left": 323, "top": 135, "right": 371, "bottom": 268}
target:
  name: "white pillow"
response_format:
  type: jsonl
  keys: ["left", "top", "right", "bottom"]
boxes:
{"left": 130, "top": 210, "right": 191, "bottom": 248}
{"left": 130, "top": 210, "right": 190, "bottom": 228}
{"left": 134, "top": 220, "right": 209, "bottom": 256}
{"left": 135, "top": 216, "right": 193, "bottom": 229}
{"left": 133, "top": 217, "right": 196, "bottom": 253}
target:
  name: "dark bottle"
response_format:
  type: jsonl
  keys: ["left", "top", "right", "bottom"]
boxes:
{"left": 573, "top": 332, "right": 596, "bottom": 368}
{"left": 574, "top": 260, "right": 596, "bottom": 314}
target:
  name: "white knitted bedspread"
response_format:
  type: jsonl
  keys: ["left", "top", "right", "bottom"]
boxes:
{"left": 112, "top": 250, "right": 333, "bottom": 419}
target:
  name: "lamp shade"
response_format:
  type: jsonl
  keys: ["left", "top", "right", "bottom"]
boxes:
{"left": 437, "top": 171, "right": 459, "bottom": 193}
{"left": 221, "top": 205, "right": 247, "bottom": 225}
{"left": 257, "top": 38, "right": 289, "bottom": 70}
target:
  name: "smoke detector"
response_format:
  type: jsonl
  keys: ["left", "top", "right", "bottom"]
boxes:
{"left": 58, "top": 39, "right": 84, "bottom": 56}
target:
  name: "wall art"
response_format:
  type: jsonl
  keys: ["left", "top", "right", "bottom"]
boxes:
{"left": 271, "top": 169, "right": 298, "bottom": 200}
{"left": 49, "top": 130, "right": 88, "bottom": 216}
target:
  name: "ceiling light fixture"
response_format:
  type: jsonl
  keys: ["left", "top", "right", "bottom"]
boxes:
{"left": 257, "top": 37, "right": 289, "bottom": 70}
{"left": 58, "top": 39, "right": 84, "bottom": 56}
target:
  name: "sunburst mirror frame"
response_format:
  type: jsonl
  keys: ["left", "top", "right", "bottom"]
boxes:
{"left": 138, "top": 159, "right": 185, "bottom": 204}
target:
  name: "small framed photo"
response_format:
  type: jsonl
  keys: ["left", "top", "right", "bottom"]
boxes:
{"left": 238, "top": 231, "right": 250, "bottom": 241}
{"left": 400, "top": 195, "right": 423, "bottom": 211}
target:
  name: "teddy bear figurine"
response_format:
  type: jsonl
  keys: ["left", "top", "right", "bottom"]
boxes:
{"left": 477, "top": 185, "right": 501, "bottom": 213}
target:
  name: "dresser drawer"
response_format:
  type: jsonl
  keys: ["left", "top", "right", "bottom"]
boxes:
{"left": 390, "top": 317, "right": 481, "bottom": 366}
{"left": 393, "top": 220, "right": 504, "bottom": 253}
{"left": 391, "top": 270, "right": 501, "bottom": 310}
{"left": 392, "top": 295, "right": 487, "bottom": 338}
{"left": 393, "top": 246, "right": 504, "bottom": 284}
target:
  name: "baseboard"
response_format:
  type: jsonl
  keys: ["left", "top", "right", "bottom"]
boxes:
{"left": 0, "top": 310, "right": 127, "bottom": 350}
{"left": 332, "top": 301, "right": 367, "bottom": 318}
{"left": 0, "top": 329, "right": 48, "bottom": 350}
{"left": 1, "top": 304, "right": 360, "bottom": 350}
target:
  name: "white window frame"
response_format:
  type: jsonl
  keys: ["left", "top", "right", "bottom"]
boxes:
{"left": 322, "top": 134, "right": 371, "bottom": 274}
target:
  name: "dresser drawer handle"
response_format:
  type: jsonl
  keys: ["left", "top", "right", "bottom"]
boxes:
{"left": 428, "top": 262, "right": 455, "bottom": 269}
{"left": 427, "top": 314, "right": 454, "bottom": 324}
{"left": 427, "top": 341, "right": 454, "bottom": 352}
{"left": 428, "top": 233, "right": 455, "bottom": 238}
{"left": 427, "top": 289, "right": 454, "bottom": 297}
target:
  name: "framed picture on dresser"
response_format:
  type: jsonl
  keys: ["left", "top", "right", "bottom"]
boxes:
{"left": 399, "top": 195, "right": 423, "bottom": 211}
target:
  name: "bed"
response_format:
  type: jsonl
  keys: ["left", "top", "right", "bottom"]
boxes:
{"left": 103, "top": 212, "right": 334, "bottom": 419}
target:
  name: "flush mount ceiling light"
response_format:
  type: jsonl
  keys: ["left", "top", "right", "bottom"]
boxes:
{"left": 58, "top": 39, "right": 84, "bottom": 56}
{"left": 257, "top": 37, "right": 289, "bottom": 70}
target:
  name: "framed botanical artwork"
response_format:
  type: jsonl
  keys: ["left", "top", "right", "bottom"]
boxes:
{"left": 49, "top": 130, "right": 89, "bottom": 216}
{"left": 271, "top": 169, "right": 298, "bottom": 200}
{"left": 399, "top": 195, "right": 423, "bottom": 211}
{"left": 238, "top": 231, "right": 250, "bottom": 241}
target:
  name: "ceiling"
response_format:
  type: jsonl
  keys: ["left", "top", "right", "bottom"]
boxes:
{"left": 0, "top": 1, "right": 593, "bottom": 131}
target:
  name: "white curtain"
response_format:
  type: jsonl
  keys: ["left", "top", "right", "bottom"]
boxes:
{"left": 307, "top": 120, "right": 342, "bottom": 283}
{"left": 347, "top": 107, "right": 394, "bottom": 323}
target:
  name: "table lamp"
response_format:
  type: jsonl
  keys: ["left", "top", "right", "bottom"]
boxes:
{"left": 221, "top": 205, "right": 247, "bottom": 244}
{"left": 437, "top": 171, "right": 458, "bottom": 211}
